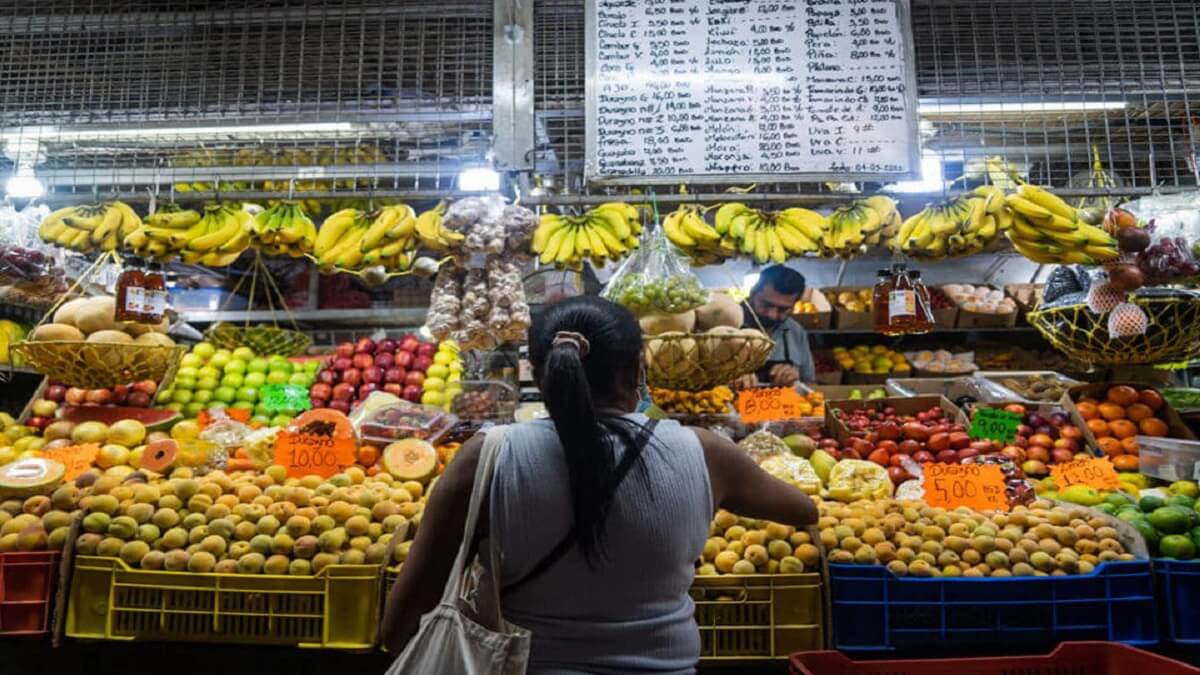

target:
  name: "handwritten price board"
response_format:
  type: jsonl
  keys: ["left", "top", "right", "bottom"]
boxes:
{"left": 969, "top": 407, "right": 1022, "bottom": 444}
{"left": 273, "top": 430, "right": 356, "bottom": 479}
{"left": 923, "top": 463, "right": 1010, "bottom": 512}
{"left": 738, "top": 387, "right": 807, "bottom": 424}
{"left": 39, "top": 443, "right": 99, "bottom": 481}
{"left": 1050, "top": 457, "right": 1121, "bottom": 491}
{"left": 260, "top": 384, "right": 311, "bottom": 414}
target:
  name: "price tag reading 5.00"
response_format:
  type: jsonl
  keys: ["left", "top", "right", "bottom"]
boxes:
{"left": 274, "top": 430, "right": 356, "bottom": 479}
{"left": 738, "top": 387, "right": 807, "bottom": 424}
{"left": 923, "top": 463, "right": 1009, "bottom": 512}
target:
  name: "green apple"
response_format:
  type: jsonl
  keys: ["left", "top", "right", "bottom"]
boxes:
{"left": 269, "top": 360, "right": 293, "bottom": 375}
{"left": 192, "top": 342, "right": 216, "bottom": 359}
{"left": 220, "top": 373, "right": 244, "bottom": 389}
{"left": 233, "top": 347, "right": 257, "bottom": 362}
{"left": 266, "top": 371, "right": 289, "bottom": 386}
{"left": 176, "top": 366, "right": 198, "bottom": 380}
{"left": 164, "top": 402, "right": 185, "bottom": 412}
{"left": 172, "top": 389, "right": 193, "bottom": 404}
{"left": 254, "top": 402, "right": 271, "bottom": 417}
{"left": 180, "top": 353, "right": 204, "bottom": 370}
{"left": 251, "top": 414, "right": 271, "bottom": 426}
{"left": 184, "top": 402, "right": 206, "bottom": 417}
{"left": 208, "top": 353, "right": 231, "bottom": 371}
{"left": 243, "top": 372, "right": 267, "bottom": 389}
{"left": 304, "top": 360, "right": 320, "bottom": 372}
{"left": 196, "top": 377, "right": 219, "bottom": 392}
{"left": 270, "top": 414, "right": 293, "bottom": 427}
{"left": 173, "top": 377, "right": 196, "bottom": 391}
{"left": 235, "top": 387, "right": 258, "bottom": 403}
{"left": 247, "top": 358, "right": 269, "bottom": 374}
{"left": 231, "top": 401, "right": 255, "bottom": 411}
{"left": 197, "top": 366, "right": 221, "bottom": 381}
{"left": 224, "top": 359, "right": 247, "bottom": 375}
{"left": 192, "top": 390, "right": 213, "bottom": 404}
{"left": 214, "top": 387, "right": 237, "bottom": 403}
{"left": 288, "top": 373, "right": 310, "bottom": 386}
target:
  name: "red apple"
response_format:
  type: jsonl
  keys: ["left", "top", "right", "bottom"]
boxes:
{"left": 417, "top": 342, "right": 436, "bottom": 358}
{"left": 1053, "top": 437, "right": 1080, "bottom": 453}
{"left": 352, "top": 353, "right": 375, "bottom": 370}
{"left": 1073, "top": 452, "right": 1092, "bottom": 461}
{"left": 317, "top": 369, "right": 336, "bottom": 385}
{"left": 404, "top": 371, "right": 425, "bottom": 387}
{"left": 898, "top": 439, "right": 921, "bottom": 455}
{"left": 1022, "top": 459, "right": 1048, "bottom": 476}
{"left": 385, "top": 367, "right": 406, "bottom": 384}
{"left": 328, "top": 399, "right": 352, "bottom": 414}
{"left": 374, "top": 352, "right": 395, "bottom": 370}
{"left": 394, "top": 351, "right": 414, "bottom": 369}
{"left": 310, "top": 383, "right": 332, "bottom": 401}
{"left": 27, "top": 416, "right": 50, "bottom": 430}
{"left": 335, "top": 342, "right": 355, "bottom": 358}
{"left": 413, "top": 355, "right": 433, "bottom": 372}
{"left": 332, "top": 383, "right": 355, "bottom": 402}
{"left": 1000, "top": 446, "right": 1026, "bottom": 463}
{"left": 44, "top": 384, "right": 67, "bottom": 402}
{"left": 935, "top": 449, "right": 959, "bottom": 463}
{"left": 377, "top": 339, "right": 398, "bottom": 354}
{"left": 1026, "top": 446, "right": 1050, "bottom": 463}
{"left": 399, "top": 336, "right": 420, "bottom": 354}
{"left": 355, "top": 338, "right": 377, "bottom": 354}
{"left": 957, "top": 447, "right": 981, "bottom": 460}
{"left": 362, "top": 366, "right": 382, "bottom": 384}
{"left": 332, "top": 357, "right": 353, "bottom": 372}
{"left": 401, "top": 384, "right": 422, "bottom": 402}
{"left": 1050, "top": 448, "right": 1075, "bottom": 464}
{"left": 133, "top": 379, "right": 157, "bottom": 395}
{"left": 127, "top": 391, "right": 151, "bottom": 408}
{"left": 887, "top": 466, "right": 910, "bottom": 485}
{"left": 912, "top": 450, "right": 935, "bottom": 463}
{"left": 341, "top": 368, "right": 362, "bottom": 386}
{"left": 86, "top": 388, "right": 113, "bottom": 405}
{"left": 65, "top": 387, "right": 87, "bottom": 406}
{"left": 111, "top": 383, "right": 130, "bottom": 405}
{"left": 358, "top": 383, "right": 379, "bottom": 399}
{"left": 383, "top": 383, "right": 404, "bottom": 396}
{"left": 876, "top": 421, "right": 900, "bottom": 441}
{"left": 310, "top": 398, "right": 329, "bottom": 409}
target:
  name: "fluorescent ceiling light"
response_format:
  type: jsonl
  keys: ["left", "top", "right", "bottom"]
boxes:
{"left": 2, "top": 122, "right": 356, "bottom": 142}
{"left": 888, "top": 153, "right": 944, "bottom": 194}
{"left": 457, "top": 167, "right": 501, "bottom": 192}
{"left": 5, "top": 174, "right": 44, "bottom": 199}
{"left": 919, "top": 101, "right": 1127, "bottom": 114}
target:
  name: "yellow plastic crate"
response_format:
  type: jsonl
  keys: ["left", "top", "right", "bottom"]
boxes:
{"left": 66, "top": 556, "right": 381, "bottom": 649}
{"left": 692, "top": 572, "right": 825, "bottom": 661}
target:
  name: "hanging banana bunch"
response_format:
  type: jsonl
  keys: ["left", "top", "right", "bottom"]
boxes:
{"left": 890, "top": 187, "right": 1005, "bottom": 260}
{"left": 249, "top": 201, "right": 318, "bottom": 258}
{"left": 176, "top": 203, "right": 252, "bottom": 267}
{"left": 531, "top": 202, "right": 642, "bottom": 268}
{"left": 1004, "top": 184, "right": 1119, "bottom": 264}
{"left": 822, "top": 197, "right": 896, "bottom": 258}
{"left": 38, "top": 201, "right": 142, "bottom": 254}
{"left": 122, "top": 202, "right": 202, "bottom": 262}
{"left": 312, "top": 204, "right": 420, "bottom": 273}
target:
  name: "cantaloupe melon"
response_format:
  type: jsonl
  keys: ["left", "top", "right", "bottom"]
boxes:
{"left": 639, "top": 310, "right": 695, "bottom": 336}
{"left": 30, "top": 323, "right": 85, "bottom": 342}
{"left": 86, "top": 330, "right": 135, "bottom": 344}
{"left": 53, "top": 297, "right": 91, "bottom": 328}
{"left": 74, "top": 296, "right": 119, "bottom": 335}
{"left": 694, "top": 292, "right": 743, "bottom": 330}
{"left": 0, "top": 458, "right": 65, "bottom": 499}
{"left": 133, "top": 332, "right": 175, "bottom": 347}
{"left": 382, "top": 439, "right": 438, "bottom": 483}
{"left": 126, "top": 317, "right": 170, "bottom": 337}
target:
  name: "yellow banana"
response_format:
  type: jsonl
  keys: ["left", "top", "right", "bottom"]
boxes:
{"left": 584, "top": 225, "right": 609, "bottom": 259}
{"left": 112, "top": 201, "right": 143, "bottom": 238}
{"left": 187, "top": 210, "right": 243, "bottom": 252}
{"left": 1018, "top": 184, "right": 1077, "bottom": 220}
{"left": 314, "top": 209, "right": 360, "bottom": 254}
{"left": 1005, "top": 195, "right": 1056, "bottom": 223}
{"left": 777, "top": 208, "right": 826, "bottom": 241}
{"left": 663, "top": 210, "right": 696, "bottom": 248}
{"left": 533, "top": 214, "right": 567, "bottom": 253}
{"left": 590, "top": 221, "right": 627, "bottom": 256}
{"left": 361, "top": 208, "right": 401, "bottom": 252}
{"left": 90, "top": 205, "right": 124, "bottom": 243}
{"left": 540, "top": 224, "right": 572, "bottom": 265}
{"left": 774, "top": 220, "right": 818, "bottom": 254}
{"left": 681, "top": 210, "right": 719, "bottom": 242}
{"left": 590, "top": 207, "right": 633, "bottom": 240}
{"left": 766, "top": 228, "right": 786, "bottom": 263}
{"left": 555, "top": 228, "right": 579, "bottom": 264}
{"left": 714, "top": 203, "right": 751, "bottom": 235}
{"left": 386, "top": 206, "right": 417, "bottom": 239}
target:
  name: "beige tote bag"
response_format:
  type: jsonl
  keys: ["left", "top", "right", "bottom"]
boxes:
{"left": 386, "top": 426, "right": 530, "bottom": 675}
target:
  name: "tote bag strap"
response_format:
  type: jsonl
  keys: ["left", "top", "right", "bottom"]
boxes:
{"left": 439, "top": 425, "right": 509, "bottom": 606}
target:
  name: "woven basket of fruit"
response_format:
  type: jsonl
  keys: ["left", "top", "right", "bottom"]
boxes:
{"left": 644, "top": 329, "right": 774, "bottom": 391}
{"left": 1028, "top": 287, "right": 1200, "bottom": 366}
{"left": 205, "top": 322, "right": 311, "bottom": 358}
{"left": 12, "top": 340, "right": 185, "bottom": 389}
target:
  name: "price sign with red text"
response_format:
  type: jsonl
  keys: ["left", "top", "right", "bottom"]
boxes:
{"left": 39, "top": 443, "right": 99, "bottom": 481}
{"left": 274, "top": 429, "right": 356, "bottom": 478}
{"left": 1051, "top": 457, "right": 1121, "bottom": 491}
{"left": 923, "top": 463, "right": 1009, "bottom": 512}
{"left": 738, "top": 387, "right": 807, "bottom": 424}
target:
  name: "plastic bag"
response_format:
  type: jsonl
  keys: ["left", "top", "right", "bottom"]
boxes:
{"left": 602, "top": 225, "right": 707, "bottom": 316}
{"left": 0, "top": 203, "right": 67, "bottom": 301}
{"left": 759, "top": 455, "right": 822, "bottom": 494}
{"left": 1125, "top": 192, "right": 1200, "bottom": 284}
{"left": 825, "top": 459, "right": 893, "bottom": 502}
{"left": 737, "top": 430, "right": 791, "bottom": 462}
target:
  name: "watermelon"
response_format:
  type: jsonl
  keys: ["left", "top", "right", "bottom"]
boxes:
{"left": 60, "top": 406, "right": 179, "bottom": 430}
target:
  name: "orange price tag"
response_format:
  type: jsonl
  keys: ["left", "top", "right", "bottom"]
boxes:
{"left": 1050, "top": 457, "right": 1121, "bottom": 491}
{"left": 923, "top": 463, "right": 1010, "bottom": 512}
{"left": 738, "top": 387, "right": 807, "bottom": 424}
{"left": 39, "top": 443, "right": 100, "bottom": 481}
{"left": 197, "top": 407, "right": 251, "bottom": 429}
{"left": 274, "top": 430, "right": 356, "bottom": 479}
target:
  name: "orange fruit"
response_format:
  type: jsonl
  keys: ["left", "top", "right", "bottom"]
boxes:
{"left": 1097, "top": 437, "right": 1124, "bottom": 457}
{"left": 1138, "top": 417, "right": 1169, "bottom": 437}
{"left": 1109, "top": 419, "right": 1138, "bottom": 439}
{"left": 1120, "top": 436, "right": 1139, "bottom": 455}
{"left": 1087, "top": 418, "right": 1112, "bottom": 438}
{"left": 1106, "top": 385, "right": 1139, "bottom": 407}
{"left": 1098, "top": 402, "right": 1127, "bottom": 421}
{"left": 1125, "top": 403, "right": 1154, "bottom": 423}
{"left": 1079, "top": 396, "right": 1101, "bottom": 406}
{"left": 1075, "top": 401, "right": 1099, "bottom": 421}
{"left": 1139, "top": 389, "right": 1165, "bottom": 411}
{"left": 1113, "top": 455, "right": 1140, "bottom": 472}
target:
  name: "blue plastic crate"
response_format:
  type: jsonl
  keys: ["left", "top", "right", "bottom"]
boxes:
{"left": 829, "top": 561, "right": 1157, "bottom": 651}
{"left": 1154, "top": 558, "right": 1200, "bottom": 644}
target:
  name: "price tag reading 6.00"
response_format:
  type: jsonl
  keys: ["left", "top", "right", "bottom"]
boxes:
{"left": 923, "top": 463, "right": 1009, "bottom": 512}
{"left": 274, "top": 430, "right": 356, "bottom": 478}
{"left": 738, "top": 387, "right": 807, "bottom": 424}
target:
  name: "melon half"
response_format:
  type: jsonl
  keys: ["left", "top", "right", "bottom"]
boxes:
{"left": 382, "top": 439, "right": 439, "bottom": 483}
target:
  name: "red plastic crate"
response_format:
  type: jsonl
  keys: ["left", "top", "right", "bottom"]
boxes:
{"left": 790, "top": 642, "right": 1200, "bottom": 675}
{"left": 0, "top": 551, "right": 60, "bottom": 635}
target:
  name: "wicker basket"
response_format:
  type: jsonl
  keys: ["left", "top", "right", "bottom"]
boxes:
{"left": 1027, "top": 287, "right": 1200, "bottom": 366}
{"left": 644, "top": 331, "right": 774, "bottom": 391}
{"left": 11, "top": 340, "right": 186, "bottom": 389}
{"left": 204, "top": 322, "right": 312, "bottom": 357}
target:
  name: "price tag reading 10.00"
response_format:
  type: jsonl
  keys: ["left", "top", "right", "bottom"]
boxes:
{"left": 923, "top": 463, "right": 1010, "bottom": 512}
{"left": 274, "top": 429, "right": 356, "bottom": 479}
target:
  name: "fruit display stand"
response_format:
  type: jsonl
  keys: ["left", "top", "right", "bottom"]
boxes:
{"left": 827, "top": 503, "right": 1156, "bottom": 652}
{"left": 790, "top": 641, "right": 1200, "bottom": 675}
{"left": 0, "top": 550, "right": 61, "bottom": 635}
{"left": 65, "top": 556, "right": 381, "bottom": 649}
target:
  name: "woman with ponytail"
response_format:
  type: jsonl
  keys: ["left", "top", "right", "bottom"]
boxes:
{"left": 383, "top": 296, "right": 817, "bottom": 673}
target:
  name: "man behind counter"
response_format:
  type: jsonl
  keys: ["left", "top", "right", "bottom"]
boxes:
{"left": 732, "top": 265, "right": 816, "bottom": 390}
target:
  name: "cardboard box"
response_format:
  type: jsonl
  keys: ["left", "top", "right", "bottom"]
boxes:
{"left": 825, "top": 395, "right": 968, "bottom": 442}
{"left": 792, "top": 287, "right": 832, "bottom": 330}
{"left": 1060, "top": 382, "right": 1197, "bottom": 457}
{"left": 1004, "top": 283, "right": 1044, "bottom": 324}
{"left": 805, "top": 384, "right": 889, "bottom": 402}
{"left": 942, "top": 284, "right": 1018, "bottom": 329}
{"left": 931, "top": 306, "right": 959, "bottom": 331}
{"left": 825, "top": 287, "right": 875, "bottom": 330}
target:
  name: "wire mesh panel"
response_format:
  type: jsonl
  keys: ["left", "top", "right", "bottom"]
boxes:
{"left": 0, "top": 1, "right": 495, "bottom": 201}
{"left": 533, "top": 0, "right": 1200, "bottom": 198}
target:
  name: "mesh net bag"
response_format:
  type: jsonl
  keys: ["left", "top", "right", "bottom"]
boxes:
{"left": 643, "top": 329, "right": 774, "bottom": 391}
{"left": 1027, "top": 287, "right": 1200, "bottom": 366}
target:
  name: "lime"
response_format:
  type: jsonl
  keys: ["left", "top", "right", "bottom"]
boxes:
{"left": 1140, "top": 495, "right": 1167, "bottom": 513}
{"left": 1149, "top": 507, "right": 1191, "bottom": 535}
{"left": 224, "top": 359, "right": 247, "bottom": 375}
{"left": 1104, "top": 492, "right": 1134, "bottom": 507}
{"left": 221, "top": 373, "right": 244, "bottom": 389}
{"left": 1094, "top": 503, "right": 1117, "bottom": 515}
{"left": 180, "top": 353, "right": 204, "bottom": 369}
{"left": 1130, "top": 517, "right": 1160, "bottom": 553}
{"left": 235, "top": 387, "right": 258, "bottom": 403}
{"left": 196, "top": 377, "right": 219, "bottom": 392}
{"left": 172, "top": 389, "right": 193, "bottom": 405}
{"left": 1116, "top": 508, "right": 1145, "bottom": 523}
{"left": 233, "top": 347, "right": 257, "bottom": 362}
{"left": 192, "top": 342, "right": 216, "bottom": 360}
{"left": 1160, "top": 534, "right": 1196, "bottom": 560}
{"left": 243, "top": 372, "right": 267, "bottom": 389}
{"left": 266, "top": 371, "right": 289, "bottom": 386}
{"left": 214, "top": 387, "right": 237, "bottom": 403}
{"left": 1191, "top": 526, "right": 1200, "bottom": 553}
{"left": 247, "top": 358, "right": 269, "bottom": 374}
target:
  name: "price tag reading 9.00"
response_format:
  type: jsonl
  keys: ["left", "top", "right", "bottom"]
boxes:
{"left": 737, "top": 387, "right": 806, "bottom": 424}
{"left": 274, "top": 431, "right": 356, "bottom": 479}
{"left": 923, "top": 463, "right": 1009, "bottom": 512}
